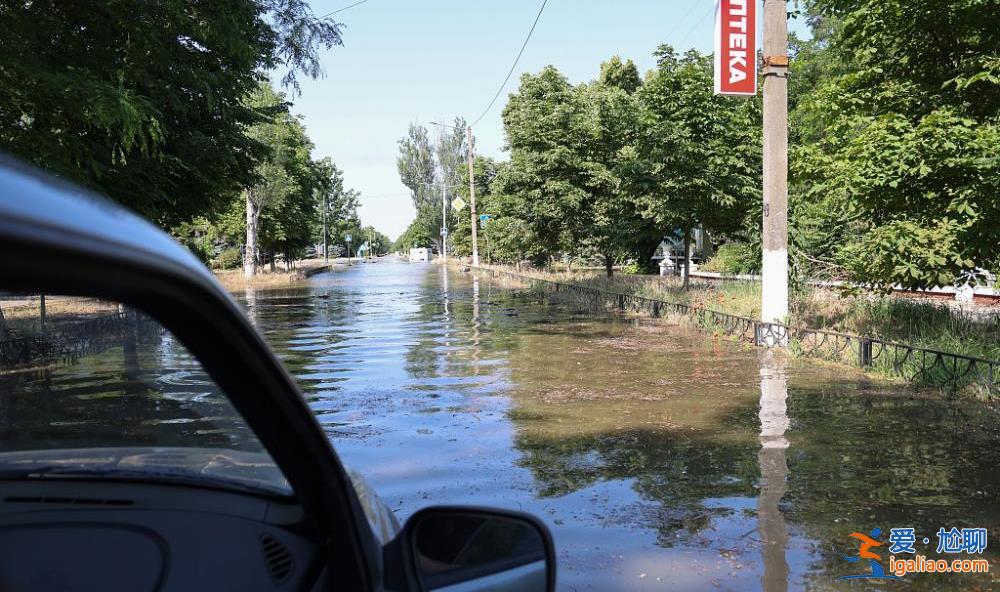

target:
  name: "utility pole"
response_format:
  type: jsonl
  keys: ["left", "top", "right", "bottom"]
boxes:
{"left": 467, "top": 126, "right": 479, "bottom": 267}
{"left": 322, "top": 193, "right": 328, "bottom": 263}
{"left": 761, "top": 0, "right": 789, "bottom": 331}
{"left": 441, "top": 178, "right": 448, "bottom": 262}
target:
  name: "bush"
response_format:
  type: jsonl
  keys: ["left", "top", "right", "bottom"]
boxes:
{"left": 214, "top": 247, "right": 242, "bottom": 270}
{"left": 701, "top": 242, "right": 759, "bottom": 275}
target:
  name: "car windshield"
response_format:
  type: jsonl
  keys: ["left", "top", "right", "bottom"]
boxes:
{"left": 0, "top": 292, "right": 290, "bottom": 496}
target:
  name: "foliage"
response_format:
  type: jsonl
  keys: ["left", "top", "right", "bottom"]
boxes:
{"left": 215, "top": 248, "right": 244, "bottom": 270}
{"left": 396, "top": 119, "right": 469, "bottom": 255}
{"left": 794, "top": 0, "right": 1000, "bottom": 288}
{"left": 0, "top": 0, "right": 342, "bottom": 228}
{"left": 700, "top": 242, "right": 760, "bottom": 275}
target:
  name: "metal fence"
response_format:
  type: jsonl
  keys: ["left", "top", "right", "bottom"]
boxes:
{"left": 0, "top": 311, "right": 160, "bottom": 370}
{"left": 472, "top": 266, "right": 999, "bottom": 397}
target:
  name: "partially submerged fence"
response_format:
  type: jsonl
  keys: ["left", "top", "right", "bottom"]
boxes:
{"left": 0, "top": 311, "right": 159, "bottom": 370}
{"left": 472, "top": 266, "right": 999, "bottom": 397}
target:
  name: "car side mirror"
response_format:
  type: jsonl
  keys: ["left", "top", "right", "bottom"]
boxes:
{"left": 390, "top": 505, "right": 556, "bottom": 592}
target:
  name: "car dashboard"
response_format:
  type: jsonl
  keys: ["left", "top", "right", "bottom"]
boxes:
{"left": 0, "top": 480, "right": 326, "bottom": 591}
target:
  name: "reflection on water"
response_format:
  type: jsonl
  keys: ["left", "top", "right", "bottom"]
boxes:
{"left": 3, "top": 262, "right": 996, "bottom": 590}
{"left": 263, "top": 262, "right": 996, "bottom": 591}
{"left": 758, "top": 353, "right": 789, "bottom": 592}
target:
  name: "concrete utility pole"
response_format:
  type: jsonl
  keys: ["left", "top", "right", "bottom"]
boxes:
{"left": 441, "top": 178, "right": 448, "bottom": 262}
{"left": 322, "top": 194, "right": 328, "bottom": 263}
{"left": 761, "top": 0, "right": 789, "bottom": 329}
{"left": 467, "top": 126, "right": 479, "bottom": 267}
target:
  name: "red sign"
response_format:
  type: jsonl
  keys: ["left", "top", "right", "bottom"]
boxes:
{"left": 714, "top": 0, "right": 757, "bottom": 96}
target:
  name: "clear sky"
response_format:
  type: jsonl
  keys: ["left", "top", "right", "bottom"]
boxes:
{"left": 288, "top": 0, "right": 809, "bottom": 239}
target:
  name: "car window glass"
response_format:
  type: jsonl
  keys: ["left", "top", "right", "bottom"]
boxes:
{"left": 0, "top": 291, "right": 290, "bottom": 496}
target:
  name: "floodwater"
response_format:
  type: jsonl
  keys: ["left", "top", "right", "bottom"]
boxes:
{"left": 1, "top": 259, "right": 997, "bottom": 590}
{"left": 252, "top": 261, "right": 998, "bottom": 591}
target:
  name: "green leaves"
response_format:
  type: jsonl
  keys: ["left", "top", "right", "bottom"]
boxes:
{"left": 0, "top": 0, "right": 341, "bottom": 228}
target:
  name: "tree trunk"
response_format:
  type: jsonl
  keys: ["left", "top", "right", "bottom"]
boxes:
{"left": 682, "top": 227, "right": 692, "bottom": 290}
{"left": 604, "top": 254, "right": 614, "bottom": 278}
{"left": 244, "top": 192, "right": 258, "bottom": 278}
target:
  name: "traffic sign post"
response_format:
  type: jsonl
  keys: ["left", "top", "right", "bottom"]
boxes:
{"left": 346, "top": 234, "right": 352, "bottom": 266}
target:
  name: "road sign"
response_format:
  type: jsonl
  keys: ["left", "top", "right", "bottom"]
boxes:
{"left": 479, "top": 214, "right": 492, "bottom": 228}
{"left": 346, "top": 234, "right": 352, "bottom": 243}
{"left": 440, "top": 227, "right": 448, "bottom": 237}
{"left": 451, "top": 196, "right": 466, "bottom": 211}
{"left": 714, "top": 0, "right": 757, "bottom": 96}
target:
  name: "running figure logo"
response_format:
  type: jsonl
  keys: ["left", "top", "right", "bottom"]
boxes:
{"left": 837, "top": 528, "right": 902, "bottom": 581}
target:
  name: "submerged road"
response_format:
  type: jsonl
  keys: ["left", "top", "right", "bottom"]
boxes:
{"left": 247, "top": 259, "right": 997, "bottom": 591}
{"left": 5, "top": 258, "right": 994, "bottom": 590}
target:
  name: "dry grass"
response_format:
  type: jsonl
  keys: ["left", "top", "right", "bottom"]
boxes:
{"left": 212, "top": 259, "right": 333, "bottom": 292}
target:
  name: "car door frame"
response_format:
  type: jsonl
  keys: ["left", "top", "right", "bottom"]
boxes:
{"left": 0, "top": 156, "right": 381, "bottom": 590}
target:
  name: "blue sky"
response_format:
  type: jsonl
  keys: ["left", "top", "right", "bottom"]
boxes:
{"left": 288, "top": 1, "right": 809, "bottom": 239}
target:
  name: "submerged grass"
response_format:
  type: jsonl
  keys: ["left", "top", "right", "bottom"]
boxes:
{"left": 478, "top": 264, "right": 1000, "bottom": 395}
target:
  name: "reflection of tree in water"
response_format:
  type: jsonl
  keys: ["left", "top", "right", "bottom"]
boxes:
{"left": 515, "top": 424, "right": 759, "bottom": 545}
{"left": 503, "top": 315, "right": 999, "bottom": 589}
{"left": 782, "top": 389, "right": 1000, "bottom": 589}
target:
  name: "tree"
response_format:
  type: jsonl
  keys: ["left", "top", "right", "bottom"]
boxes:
{"left": 452, "top": 156, "right": 500, "bottom": 258}
{"left": 393, "top": 220, "right": 435, "bottom": 253}
{"left": 629, "top": 47, "right": 761, "bottom": 288}
{"left": 793, "top": 0, "right": 1000, "bottom": 288}
{"left": 396, "top": 119, "right": 470, "bottom": 256}
{"left": 0, "top": 0, "right": 342, "bottom": 228}
{"left": 315, "top": 158, "right": 361, "bottom": 258}
{"left": 397, "top": 124, "right": 440, "bottom": 253}
{"left": 239, "top": 84, "right": 317, "bottom": 276}
{"left": 498, "top": 67, "right": 594, "bottom": 265}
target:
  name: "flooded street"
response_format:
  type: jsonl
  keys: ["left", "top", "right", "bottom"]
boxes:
{"left": 250, "top": 260, "right": 997, "bottom": 591}
{"left": 2, "top": 259, "right": 996, "bottom": 590}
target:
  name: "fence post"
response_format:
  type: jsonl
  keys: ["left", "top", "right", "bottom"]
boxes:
{"left": 859, "top": 338, "right": 873, "bottom": 367}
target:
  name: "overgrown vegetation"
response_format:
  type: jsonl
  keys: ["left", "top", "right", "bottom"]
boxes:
{"left": 401, "top": 1, "right": 999, "bottom": 292}
{"left": 488, "top": 266, "right": 1000, "bottom": 367}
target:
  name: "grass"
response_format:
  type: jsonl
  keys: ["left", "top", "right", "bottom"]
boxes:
{"left": 212, "top": 259, "right": 334, "bottom": 292}
{"left": 478, "top": 264, "right": 1000, "bottom": 394}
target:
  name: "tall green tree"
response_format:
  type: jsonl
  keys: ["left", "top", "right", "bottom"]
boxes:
{"left": 397, "top": 124, "right": 441, "bottom": 253}
{"left": 396, "top": 119, "right": 470, "bottom": 256}
{"left": 0, "top": 0, "right": 342, "bottom": 227}
{"left": 630, "top": 47, "right": 761, "bottom": 288}
{"left": 794, "top": 0, "right": 1000, "bottom": 288}
{"left": 315, "top": 158, "right": 361, "bottom": 258}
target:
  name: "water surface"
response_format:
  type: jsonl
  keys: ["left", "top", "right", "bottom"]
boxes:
{"left": 256, "top": 261, "right": 998, "bottom": 591}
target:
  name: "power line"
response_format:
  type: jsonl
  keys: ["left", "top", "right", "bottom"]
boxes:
{"left": 663, "top": 1, "right": 708, "bottom": 45}
{"left": 676, "top": 3, "right": 715, "bottom": 49}
{"left": 319, "top": 0, "right": 370, "bottom": 19}
{"left": 469, "top": 0, "right": 549, "bottom": 128}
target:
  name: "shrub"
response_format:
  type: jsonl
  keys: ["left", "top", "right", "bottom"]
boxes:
{"left": 701, "top": 242, "right": 759, "bottom": 275}
{"left": 214, "top": 247, "right": 242, "bottom": 270}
